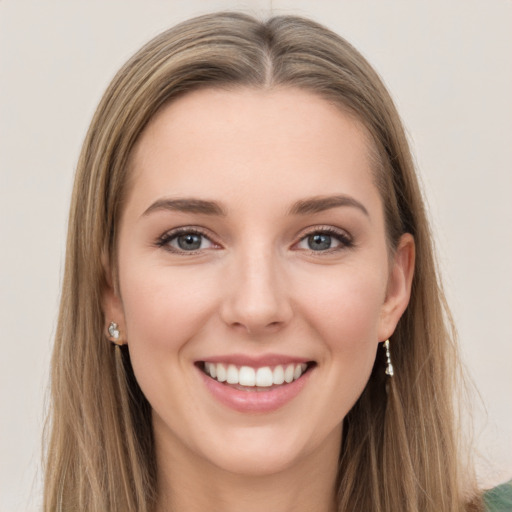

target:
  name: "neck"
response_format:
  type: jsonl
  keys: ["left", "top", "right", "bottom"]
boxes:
{"left": 154, "top": 427, "right": 340, "bottom": 512}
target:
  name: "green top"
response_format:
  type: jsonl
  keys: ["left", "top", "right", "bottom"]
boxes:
{"left": 483, "top": 481, "right": 512, "bottom": 511}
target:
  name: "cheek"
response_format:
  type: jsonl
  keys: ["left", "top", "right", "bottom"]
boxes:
{"left": 285, "top": 264, "right": 386, "bottom": 439}
{"left": 117, "top": 263, "right": 224, "bottom": 429}
{"left": 296, "top": 262, "right": 387, "bottom": 349}
{"left": 119, "top": 263, "right": 220, "bottom": 366}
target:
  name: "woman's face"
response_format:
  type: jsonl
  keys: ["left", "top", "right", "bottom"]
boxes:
{"left": 105, "top": 88, "right": 414, "bottom": 476}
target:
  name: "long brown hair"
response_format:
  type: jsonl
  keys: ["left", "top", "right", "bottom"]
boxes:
{"left": 44, "top": 12, "right": 481, "bottom": 511}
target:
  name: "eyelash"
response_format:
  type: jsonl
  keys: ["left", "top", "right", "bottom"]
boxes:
{"left": 156, "top": 227, "right": 217, "bottom": 254}
{"left": 156, "top": 226, "right": 353, "bottom": 255}
{"left": 296, "top": 226, "right": 354, "bottom": 253}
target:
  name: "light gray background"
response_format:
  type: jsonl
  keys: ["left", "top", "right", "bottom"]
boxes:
{"left": 1, "top": 1, "right": 511, "bottom": 510}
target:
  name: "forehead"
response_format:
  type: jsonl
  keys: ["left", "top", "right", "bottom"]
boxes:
{"left": 126, "top": 87, "right": 378, "bottom": 213}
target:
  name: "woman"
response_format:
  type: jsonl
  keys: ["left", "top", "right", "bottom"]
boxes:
{"left": 43, "top": 11, "right": 510, "bottom": 512}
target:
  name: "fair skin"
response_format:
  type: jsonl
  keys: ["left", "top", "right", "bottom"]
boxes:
{"left": 104, "top": 88, "right": 415, "bottom": 512}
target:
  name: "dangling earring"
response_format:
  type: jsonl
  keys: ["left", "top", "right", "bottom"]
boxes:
{"left": 108, "top": 321, "right": 121, "bottom": 344}
{"left": 383, "top": 339, "right": 394, "bottom": 377}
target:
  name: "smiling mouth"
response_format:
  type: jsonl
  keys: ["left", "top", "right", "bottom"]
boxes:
{"left": 199, "top": 361, "right": 315, "bottom": 390}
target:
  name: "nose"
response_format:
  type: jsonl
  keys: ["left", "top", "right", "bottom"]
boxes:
{"left": 219, "top": 247, "right": 293, "bottom": 335}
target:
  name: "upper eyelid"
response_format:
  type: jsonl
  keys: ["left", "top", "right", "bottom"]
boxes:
{"left": 159, "top": 226, "right": 214, "bottom": 240}
{"left": 296, "top": 225, "right": 352, "bottom": 240}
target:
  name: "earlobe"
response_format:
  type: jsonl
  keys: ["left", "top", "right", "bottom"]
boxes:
{"left": 103, "top": 283, "right": 127, "bottom": 344}
{"left": 102, "top": 253, "right": 127, "bottom": 345}
{"left": 378, "top": 233, "right": 415, "bottom": 341}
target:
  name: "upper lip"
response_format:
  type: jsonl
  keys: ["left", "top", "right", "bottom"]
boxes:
{"left": 196, "top": 353, "right": 313, "bottom": 367}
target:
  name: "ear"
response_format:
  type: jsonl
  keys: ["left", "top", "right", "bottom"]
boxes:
{"left": 378, "top": 233, "right": 415, "bottom": 341}
{"left": 102, "top": 253, "right": 127, "bottom": 345}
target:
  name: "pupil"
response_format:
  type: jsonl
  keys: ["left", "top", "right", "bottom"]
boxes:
{"left": 308, "top": 234, "right": 331, "bottom": 251}
{"left": 178, "top": 234, "right": 201, "bottom": 250}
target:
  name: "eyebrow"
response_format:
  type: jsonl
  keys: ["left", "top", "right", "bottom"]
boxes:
{"left": 142, "top": 194, "right": 369, "bottom": 218}
{"left": 142, "top": 198, "right": 227, "bottom": 217}
{"left": 288, "top": 195, "right": 369, "bottom": 217}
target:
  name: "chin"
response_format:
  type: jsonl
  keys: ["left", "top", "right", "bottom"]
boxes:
{"left": 208, "top": 443, "right": 307, "bottom": 477}
{"left": 195, "top": 422, "right": 338, "bottom": 478}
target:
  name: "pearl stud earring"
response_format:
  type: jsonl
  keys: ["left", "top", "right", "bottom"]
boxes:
{"left": 108, "top": 321, "right": 121, "bottom": 343}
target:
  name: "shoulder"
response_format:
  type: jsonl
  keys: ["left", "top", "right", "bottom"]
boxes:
{"left": 483, "top": 481, "right": 512, "bottom": 512}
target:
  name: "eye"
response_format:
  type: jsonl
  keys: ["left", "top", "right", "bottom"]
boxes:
{"left": 295, "top": 228, "right": 352, "bottom": 252}
{"left": 157, "top": 228, "right": 217, "bottom": 253}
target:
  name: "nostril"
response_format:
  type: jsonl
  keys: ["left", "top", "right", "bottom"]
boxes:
{"left": 230, "top": 322, "right": 248, "bottom": 332}
{"left": 260, "top": 321, "right": 283, "bottom": 332}
{"left": 228, "top": 320, "right": 284, "bottom": 335}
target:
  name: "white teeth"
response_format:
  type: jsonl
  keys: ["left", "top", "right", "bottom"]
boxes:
{"left": 239, "top": 366, "right": 256, "bottom": 386}
{"left": 203, "top": 361, "right": 309, "bottom": 387}
{"left": 272, "top": 365, "right": 285, "bottom": 385}
{"left": 284, "top": 364, "right": 295, "bottom": 383}
{"left": 226, "top": 364, "right": 238, "bottom": 384}
{"left": 256, "top": 367, "right": 273, "bottom": 387}
{"left": 216, "top": 364, "right": 227, "bottom": 382}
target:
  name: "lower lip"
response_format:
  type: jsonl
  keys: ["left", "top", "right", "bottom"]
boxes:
{"left": 198, "top": 366, "right": 313, "bottom": 413}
